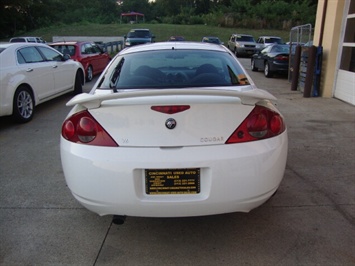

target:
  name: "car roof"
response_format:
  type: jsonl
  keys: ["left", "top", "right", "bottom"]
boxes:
{"left": 233, "top": 34, "right": 253, "bottom": 37}
{"left": 49, "top": 41, "right": 90, "bottom": 45}
{"left": 120, "top": 41, "right": 228, "bottom": 55}
{"left": 0, "top": 42, "right": 48, "bottom": 49}
{"left": 267, "top": 43, "right": 289, "bottom": 47}
{"left": 130, "top": 29, "right": 150, "bottom": 31}
{"left": 10, "top": 36, "right": 41, "bottom": 39}
{"left": 0, "top": 43, "right": 15, "bottom": 49}
{"left": 259, "top": 36, "right": 282, "bottom": 38}
{"left": 0, "top": 43, "right": 54, "bottom": 56}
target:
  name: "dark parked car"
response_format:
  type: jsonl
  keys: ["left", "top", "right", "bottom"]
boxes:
{"left": 124, "top": 29, "right": 155, "bottom": 47}
{"left": 201, "top": 36, "right": 223, "bottom": 45}
{"left": 168, "top": 36, "right": 185, "bottom": 41}
{"left": 49, "top": 41, "right": 111, "bottom": 82}
{"left": 251, "top": 44, "right": 290, "bottom": 78}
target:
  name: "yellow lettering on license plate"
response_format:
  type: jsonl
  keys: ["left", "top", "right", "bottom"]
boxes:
{"left": 145, "top": 168, "right": 200, "bottom": 195}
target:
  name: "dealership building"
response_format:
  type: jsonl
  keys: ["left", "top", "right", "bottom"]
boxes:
{"left": 314, "top": 0, "right": 354, "bottom": 105}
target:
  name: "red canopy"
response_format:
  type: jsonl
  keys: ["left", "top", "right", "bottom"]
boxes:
{"left": 120, "top": 12, "right": 145, "bottom": 23}
{"left": 121, "top": 12, "right": 144, "bottom": 17}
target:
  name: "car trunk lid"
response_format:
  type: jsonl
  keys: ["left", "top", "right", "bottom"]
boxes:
{"left": 67, "top": 88, "right": 276, "bottom": 147}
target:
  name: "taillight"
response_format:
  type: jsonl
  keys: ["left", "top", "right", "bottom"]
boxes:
{"left": 274, "top": 55, "right": 288, "bottom": 61}
{"left": 226, "top": 105, "right": 285, "bottom": 144}
{"left": 62, "top": 110, "right": 118, "bottom": 147}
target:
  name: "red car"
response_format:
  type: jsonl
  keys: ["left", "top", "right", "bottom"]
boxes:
{"left": 50, "top": 41, "right": 111, "bottom": 81}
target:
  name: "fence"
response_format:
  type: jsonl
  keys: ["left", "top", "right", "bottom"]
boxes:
{"left": 97, "top": 41, "right": 123, "bottom": 55}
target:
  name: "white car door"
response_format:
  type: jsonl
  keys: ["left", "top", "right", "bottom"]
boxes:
{"left": 17, "top": 46, "right": 55, "bottom": 101}
{"left": 37, "top": 46, "right": 75, "bottom": 94}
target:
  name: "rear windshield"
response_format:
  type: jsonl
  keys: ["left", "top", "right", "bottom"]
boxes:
{"left": 100, "top": 49, "right": 250, "bottom": 90}
{"left": 270, "top": 45, "right": 290, "bottom": 53}
{"left": 50, "top": 45, "right": 76, "bottom": 56}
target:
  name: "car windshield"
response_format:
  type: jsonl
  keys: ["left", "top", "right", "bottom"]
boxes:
{"left": 0, "top": 48, "right": 6, "bottom": 53}
{"left": 271, "top": 45, "right": 290, "bottom": 53}
{"left": 237, "top": 36, "right": 255, "bottom": 42}
{"left": 265, "top": 38, "right": 282, "bottom": 44}
{"left": 206, "top": 38, "right": 220, "bottom": 43}
{"left": 99, "top": 49, "right": 250, "bottom": 91}
{"left": 128, "top": 31, "right": 151, "bottom": 38}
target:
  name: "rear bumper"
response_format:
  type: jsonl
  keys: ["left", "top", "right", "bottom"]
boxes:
{"left": 270, "top": 61, "right": 289, "bottom": 72}
{"left": 60, "top": 132, "right": 288, "bottom": 217}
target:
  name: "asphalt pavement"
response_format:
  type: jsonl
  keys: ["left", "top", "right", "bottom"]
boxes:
{"left": 0, "top": 58, "right": 354, "bottom": 265}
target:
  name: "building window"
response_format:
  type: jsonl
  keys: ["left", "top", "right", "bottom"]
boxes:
{"left": 340, "top": 47, "right": 355, "bottom": 72}
{"left": 339, "top": 1, "right": 355, "bottom": 72}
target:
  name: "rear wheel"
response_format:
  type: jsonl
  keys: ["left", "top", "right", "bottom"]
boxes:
{"left": 251, "top": 59, "right": 258, "bottom": 71}
{"left": 234, "top": 48, "right": 239, "bottom": 57}
{"left": 264, "top": 62, "right": 273, "bottom": 78}
{"left": 74, "top": 70, "right": 83, "bottom": 95}
{"left": 12, "top": 86, "right": 34, "bottom": 123}
{"left": 86, "top": 65, "right": 93, "bottom": 82}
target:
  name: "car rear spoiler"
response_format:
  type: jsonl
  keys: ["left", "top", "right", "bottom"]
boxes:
{"left": 66, "top": 87, "right": 277, "bottom": 109}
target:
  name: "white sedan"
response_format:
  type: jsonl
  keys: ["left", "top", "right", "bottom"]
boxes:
{"left": 0, "top": 43, "right": 85, "bottom": 122}
{"left": 60, "top": 42, "right": 288, "bottom": 220}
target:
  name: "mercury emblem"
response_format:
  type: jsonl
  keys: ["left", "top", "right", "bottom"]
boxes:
{"left": 165, "top": 118, "right": 177, "bottom": 129}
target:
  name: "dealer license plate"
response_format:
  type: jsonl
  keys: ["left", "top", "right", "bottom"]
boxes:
{"left": 145, "top": 168, "right": 200, "bottom": 195}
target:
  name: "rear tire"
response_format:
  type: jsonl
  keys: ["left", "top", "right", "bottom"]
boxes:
{"left": 264, "top": 62, "right": 273, "bottom": 78}
{"left": 74, "top": 70, "right": 83, "bottom": 95}
{"left": 12, "top": 86, "right": 34, "bottom": 123}
{"left": 234, "top": 49, "right": 239, "bottom": 57}
{"left": 251, "top": 59, "right": 258, "bottom": 71}
{"left": 86, "top": 65, "right": 93, "bottom": 82}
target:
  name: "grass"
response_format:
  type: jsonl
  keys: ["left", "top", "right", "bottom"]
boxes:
{"left": 5, "top": 23, "right": 291, "bottom": 43}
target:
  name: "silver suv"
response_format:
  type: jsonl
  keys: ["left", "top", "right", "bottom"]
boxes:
{"left": 227, "top": 34, "right": 261, "bottom": 57}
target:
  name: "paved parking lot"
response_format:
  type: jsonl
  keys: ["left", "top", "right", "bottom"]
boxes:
{"left": 1, "top": 58, "right": 354, "bottom": 265}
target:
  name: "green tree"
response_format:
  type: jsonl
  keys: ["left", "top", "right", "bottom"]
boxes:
{"left": 194, "top": 0, "right": 211, "bottom": 15}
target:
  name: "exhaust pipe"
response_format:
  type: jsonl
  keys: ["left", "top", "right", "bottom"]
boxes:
{"left": 112, "top": 215, "right": 126, "bottom": 225}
